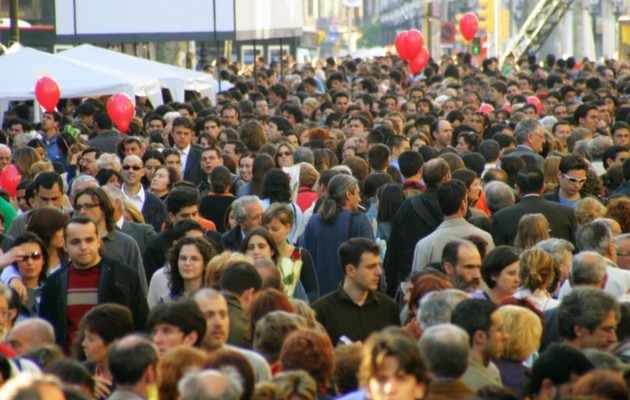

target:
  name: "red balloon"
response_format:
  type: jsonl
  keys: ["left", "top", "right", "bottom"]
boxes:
{"left": 409, "top": 47, "right": 430, "bottom": 75}
{"left": 107, "top": 93, "right": 135, "bottom": 133}
{"left": 459, "top": 13, "right": 479, "bottom": 41}
{"left": 479, "top": 103, "right": 495, "bottom": 114}
{"left": 34, "top": 76, "right": 61, "bottom": 113}
{"left": 527, "top": 96, "right": 542, "bottom": 114}
{"left": 0, "top": 165, "right": 21, "bottom": 197}
{"left": 395, "top": 31, "right": 411, "bottom": 60}
{"left": 402, "top": 29, "right": 425, "bottom": 61}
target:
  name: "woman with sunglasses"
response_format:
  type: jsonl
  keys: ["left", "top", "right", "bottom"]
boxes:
{"left": 275, "top": 142, "right": 295, "bottom": 168}
{"left": 1, "top": 233, "right": 49, "bottom": 318}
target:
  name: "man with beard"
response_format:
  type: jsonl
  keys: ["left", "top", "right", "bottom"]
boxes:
{"left": 192, "top": 288, "right": 271, "bottom": 382}
{"left": 451, "top": 300, "right": 507, "bottom": 390}
{"left": 440, "top": 240, "right": 483, "bottom": 292}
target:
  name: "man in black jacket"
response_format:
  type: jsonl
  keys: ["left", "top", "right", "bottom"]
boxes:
{"left": 492, "top": 167, "right": 577, "bottom": 246}
{"left": 384, "top": 158, "right": 451, "bottom": 297}
{"left": 39, "top": 217, "right": 148, "bottom": 352}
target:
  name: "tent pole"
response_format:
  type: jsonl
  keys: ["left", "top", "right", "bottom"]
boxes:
{"left": 217, "top": 40, "right": 221, "bottom": 92}
{"left": 279, "top": 39, "right": 283, "bottom": 82}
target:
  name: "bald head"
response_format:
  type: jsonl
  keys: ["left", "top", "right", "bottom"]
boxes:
{"left": 6, "top": 318, "right": 55, "bottom": 355}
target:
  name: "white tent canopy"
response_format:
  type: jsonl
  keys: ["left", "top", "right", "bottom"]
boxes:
{"left": 58, "top": 44, "right": 217, "bottom": 104}
{"left": 0, "top": 47, "right": 163, "bottom": 106}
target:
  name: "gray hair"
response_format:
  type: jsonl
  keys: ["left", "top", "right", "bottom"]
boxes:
{"left": 13, "top": 133, "right": 39, "bottom": 148}
{"left": 178, "top": 368, "right": 243, "bottom": 400}
{"left": 318, "top": 174, "right": 358, "bottom": 223}
{"left": 102, "top": 184, "right": 125, "bottom": 211}
{"left": 576, "top": 220, "right": 613, "bottom": 256}
{"left": 96, "top": 153, "right": 121, "bottom": 172}
{"left": 582, "top": 349, "right": 626, "bottom": 372}
{"left": 419, "top": 324, "right": 470, "bottom": 379}
{"left": 12, "top": 318, "right": 55, "bottom": 346}
{"left": 587, "top": 136, "right": 613, "bottom": 161}
{"left": 231, "top": 195, "right": 262, "bottom": 223}
{"left": 294, "top": 147, "right": 315, "bottom": 165}
{"left": 558, "top": 287, "right": 619, "bottom": 340}
{"left": 193, "top": 288, "right": 224, "bottom": 302}
{"left": 537, "top": 238, "right": 575, "bottom": 266}
{"left": 570, "top": 251, "right": 607, "bottom": 286}
{"left": 614, "top": 233, "right": 630, "bottom": 252}
{"left": 70, "top": 175, "right": 99, "bottom": 205}
{"left": 484, "top": 181, "right": 515, "bottom": 213}
{"left": 514, "top": 118, "right": 542, "bottom": 145}
{"left": 418, "top": 289, "right": 469, "bottom": 330}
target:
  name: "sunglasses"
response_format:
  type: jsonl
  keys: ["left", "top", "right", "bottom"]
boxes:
{"left": 562, "top": 174, "right": 587, "bottom": 184}
{"left": 20, "top": 252, "right": 42, "bottom": 261}
{"left": 122, "top": 165, "right": 143, "bottom": 171}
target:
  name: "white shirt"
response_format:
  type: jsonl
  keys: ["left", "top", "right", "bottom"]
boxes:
{"left": 178, "top": 144, "right": 191, "bottom": 175}
{"left": 122, "top": 184, "right": 146, "bottom": 211}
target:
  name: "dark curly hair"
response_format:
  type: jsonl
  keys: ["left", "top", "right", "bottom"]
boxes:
{"left": 168, "top": 236, "right": 217, "bottom": 295}
{"left": 261, "top": 169, "right": 292, "bottom": 203}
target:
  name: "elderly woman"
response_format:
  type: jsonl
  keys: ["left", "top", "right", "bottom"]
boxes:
{"left": 536, "top": 238, "right": 575, "bottom": 295}
{"left": 299, "top": 174, "right": 374, "bottom": 295}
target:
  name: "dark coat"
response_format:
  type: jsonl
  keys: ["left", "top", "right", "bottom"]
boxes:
{"left": 141, "top": 192, "right": 167, "bottom": 233}
{"left": 121, "top": 220, "right": 156, "bottom": 255}
{"left": 383, "top": 188, "right": 443, "bottom": 297}
{"left": 222, "top": 226, "right": 244, "bottom": 252}
{"left": 491, "top": 195, "right": 577, "bottom": 246}
{"left": 183, "top": 146, "right": 204, "bottom": 186}
{"left": 39, "top": 257, "right": 149, "bottom": 350}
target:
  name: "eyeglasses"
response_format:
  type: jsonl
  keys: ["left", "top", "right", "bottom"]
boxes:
{"left": 76, "top": 203, "right": 100, "bottom": 211}
{"left": 562, "top": 174, "right": 587, "bottom": 184}
{"left": 277, "top": 152, "right": 292, "bottom": 157}
{"left": 122, "top": 165, "right": 143, "bottom": 171}
{"left": 20, "top": 252, "right": 42, "bottom": 261}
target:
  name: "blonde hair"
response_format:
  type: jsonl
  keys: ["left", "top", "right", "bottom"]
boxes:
{"left": 519, "top": 247, "right": 559, "bottom": 292}
{"left": 514, "top": 213, "right": 550, "bottom": 249}
{"left": 576, "top": 197, "right": 607, "bottom": 226}
{"left": 30, "top": 160, "right": 53, "bottom": 176}
{"left": 123, "top": 200, "right": 145, "bottom": 223}
{"left": 290, "top": 299, "right": 320, "bottom": 330}
{"left": 204, "top": 252, "right": 254, "bottom": 289}
{"left": 498, "top": 305, "right": 542, "bottom": 361}
{"left": 542, "top": 156, "right": 561, "bottom": 191}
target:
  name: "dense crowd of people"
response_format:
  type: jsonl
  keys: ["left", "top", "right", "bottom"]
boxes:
{"left": 0, "top": 51, "right": 628, "bottom": 399}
